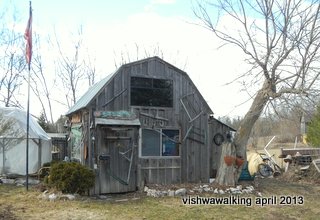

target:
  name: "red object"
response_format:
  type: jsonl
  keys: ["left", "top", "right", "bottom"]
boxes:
{"left": 224, "top": 156, "right": 235, "bottom": 166}
{"left": 24, "top": 1, "right": 32, "bottom": 70}
{"left": 235, "top": 157, "right": 245, "bottom": 167}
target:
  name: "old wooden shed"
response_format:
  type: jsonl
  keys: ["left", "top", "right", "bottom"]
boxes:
{"left": 66, "top": 56, "right": 234, "bottom": 194}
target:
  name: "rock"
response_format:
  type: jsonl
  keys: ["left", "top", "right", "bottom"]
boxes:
{"left": 229, "top": 187, "right": 242, "bottom": 194}
{"left": 65, "top": 194, "right": 76, "bottom": 200}
{"left": 98, "top": 195, "right": 108, "bottom": 199}
{"left": 236, "top": 185, "right": 242, "bottom": 190}
{"left": 143, "top": 186, "right": 149, "bottom": 192}
{"left": 214, "top": 188, "right": 219, "bottom": 194}
{"left": 218, "top": 189, "right": 225, "bottom": 194}
{"left": 175, "top": 188, "right": 187, "bottom": 196}
{"left": 209, "top": 178, "right": 215, "bottom": 184}
{"left": 146, "top": 189, "right": 166, "bottom": 197}
{"left": 48, "top": 193, "right": 57, "bottom": 202}
{"left": 246, "top": 186, "right": 254, "bottom": 191}
{"left": 168, "top": 190, "right": 175, "bottom": 197}
{"left": 146, "top": 189, "right": 157, "bottom": 197}
{"left": 242, "top": 189, "right": 251, "bottom": 194}
{"left": 39, "top": 190, "right": 49, "bottom": 200}
{"left": 161, "top": 191, "right": 168, "bottom": 196}
{"left": 242, "top": 186, "right": 254, "bottom": 194}
{"left": 1, "top": 179, "right": 15, "bottom": 184}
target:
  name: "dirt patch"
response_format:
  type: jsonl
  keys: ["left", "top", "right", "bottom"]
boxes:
{"left": 254, "top": 170, "right": 320, "bottom": 196}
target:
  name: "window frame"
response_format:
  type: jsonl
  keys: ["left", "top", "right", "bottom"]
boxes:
{"left": 130, "top": 76, "right": 174, "bottom": 108}
{"left": 139, "top": 128, "right": 181, "bottom": 158}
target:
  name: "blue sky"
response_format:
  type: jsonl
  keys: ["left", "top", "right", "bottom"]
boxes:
{"left": 0, "top": 0, "right": 251, "bottom": 120}
{"left": 2, "top": 0, "right": 194, "bottom": 25}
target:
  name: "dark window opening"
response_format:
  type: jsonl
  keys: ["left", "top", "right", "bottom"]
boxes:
{"left": 131, "top": 77, "right": 173, "bottom": 107}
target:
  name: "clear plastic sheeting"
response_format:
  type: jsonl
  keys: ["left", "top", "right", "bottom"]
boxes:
{"left": 0, "top": 107, "right": 52, "bottom": 175}
{"left": 70, "top": 124, "right": 82, "bottom": 161}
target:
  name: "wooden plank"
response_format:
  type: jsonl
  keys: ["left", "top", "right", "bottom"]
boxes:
{"left": 188, "top": 140, "right": 195, "bottom": 182}
{"left": 194, "top": 142, "right": 201, "bottom": 182}
{"left": 142, "top": 62, "right": 148, "bottom": 75}
{"left": 281, "top": 148, "right": 320, "bottom": 157}
{"left": 165, "top": 159, "right": 173, "bottom": 184}
{"left": 172, "top": 158, "right": 181, "bottom": 183}
{"left": 312, "top": 159, "right": 320, "bottom": 173}
{"left": 158, "top": 159, "right": 165, "bottom": 184}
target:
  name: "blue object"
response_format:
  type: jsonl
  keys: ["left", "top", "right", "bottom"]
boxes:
{"left": 239, "top": 162, "right": 254, "bottom": 181}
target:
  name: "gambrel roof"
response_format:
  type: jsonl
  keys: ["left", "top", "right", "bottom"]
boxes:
{"left": 66, "top": 56, "right": 213, "bottom": 116}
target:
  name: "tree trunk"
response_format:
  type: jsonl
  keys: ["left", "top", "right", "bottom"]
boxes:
{"left": 215, "top": 142, "right": 237, "bottom": 186}
{"left": 216, "top": 80, "right": 271, "bottom": 186}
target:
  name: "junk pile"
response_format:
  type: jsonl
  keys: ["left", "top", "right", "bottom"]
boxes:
{"left": 280, "top": 150, "right": 320, "bottom": 183}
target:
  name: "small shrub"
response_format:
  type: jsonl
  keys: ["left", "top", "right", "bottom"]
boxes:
{"left": 48, "top": 161, "right": 95, "bottom": 195}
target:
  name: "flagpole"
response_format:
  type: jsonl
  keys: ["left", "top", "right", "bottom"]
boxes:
{"left": 26, "top": 67, "right": 30, "bottom": 191}
{"left": 25, "top": 0, "right": 32, "bottom": 191}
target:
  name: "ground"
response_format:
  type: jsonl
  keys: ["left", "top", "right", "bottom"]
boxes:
{"left": 0, "top": 174, "right": 319, "bottom": 220}
{"left": 1, "top": 141, "right": 319, "bottom": 220}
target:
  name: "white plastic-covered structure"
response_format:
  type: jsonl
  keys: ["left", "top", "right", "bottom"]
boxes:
{"left": 0, "top": 107, "right": 52, "bottom": 175}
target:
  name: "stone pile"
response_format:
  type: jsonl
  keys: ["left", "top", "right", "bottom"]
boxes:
{"left": 39, "top": 190, "right": 77, "bottom": 201}
{"left": 144, "top": 184, "right": 258, "bottom": 198}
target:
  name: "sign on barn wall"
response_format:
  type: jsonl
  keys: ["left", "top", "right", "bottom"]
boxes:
{"left": 139, "top": 112, "right": 168, "bottom": 127}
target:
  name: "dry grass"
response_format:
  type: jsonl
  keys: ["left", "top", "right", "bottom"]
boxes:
{"left": 1, "top": 177, "right": 320, "bottom": 220}
{"left": 1, "top": 141, "right": 318, "bottom": 220}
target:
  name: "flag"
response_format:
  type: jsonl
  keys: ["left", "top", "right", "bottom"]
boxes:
{"left": 24, "top": 1, "right": 32, "bottom": 71}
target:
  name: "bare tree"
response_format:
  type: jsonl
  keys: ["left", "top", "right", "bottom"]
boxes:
{"left": 194, "top": 0, "right": 320, "bottom": 186}
{"left": 113, "top": 43, "right": 188, "bottom": 71}
{"left": 54, "top": 26, "right": 85, "bottom": 108}
{"left": 83, "top": 49, "right": 97, "bottom": 87}
{"left": 0, "top": 22, "right": 26, "bottom": 108}
{"left": 29, "top": 34, "right": 55, "bottom": 123}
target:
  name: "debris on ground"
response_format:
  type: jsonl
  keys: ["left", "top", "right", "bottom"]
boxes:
{"left": 143, "top": 182, "right": 259, "bottom": 198}
{"left": 281, "top": 157, "right": 320, "bottom": 184}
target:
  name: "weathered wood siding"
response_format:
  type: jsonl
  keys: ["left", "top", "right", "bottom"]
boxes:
{"left": 70, "top": 57, "right": 235, "bottom": 193}
{"left": 208, "top": 118, "right": 234, "bottom": 177}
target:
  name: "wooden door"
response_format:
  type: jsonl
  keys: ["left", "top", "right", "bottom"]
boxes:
{"left": 99, "top": 126, "right": 137, "bottom": 193}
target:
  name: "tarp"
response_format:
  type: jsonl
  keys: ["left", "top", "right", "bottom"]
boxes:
{"left": 0, "top": 107, "right": 52, "bottom": 175}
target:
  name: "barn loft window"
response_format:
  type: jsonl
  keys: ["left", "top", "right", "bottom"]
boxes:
{"left": 141, "top": 129, "right": 180, "bottom": 157}
{"left": 130, "top": 77, "right": 173, "bottom": 107}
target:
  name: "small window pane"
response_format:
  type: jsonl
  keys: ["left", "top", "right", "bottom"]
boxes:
{"left": 131, "top": 77, "right": 152, "bottom": 88}
{"left": 162, "top": 129, "right": 179, "bottom": 156}
{"left": 142, "top": 129, "right": 160, "bottom": 156}
{"left": 153, "top": 79, "right": 172, "bottom": 88}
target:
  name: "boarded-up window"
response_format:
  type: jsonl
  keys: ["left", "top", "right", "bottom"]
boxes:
{"left": 130, "top": 77, "right": 173, "bottom": 107}
{"left": 141, "top": 129, "right": 180, "bottom": 157}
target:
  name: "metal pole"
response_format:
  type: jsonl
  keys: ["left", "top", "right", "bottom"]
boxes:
{"left": 25, "top": 0, "right": 32, "bottom": 191}
{"left": 26, "top": 68, "right": 30, "bottom": 191}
